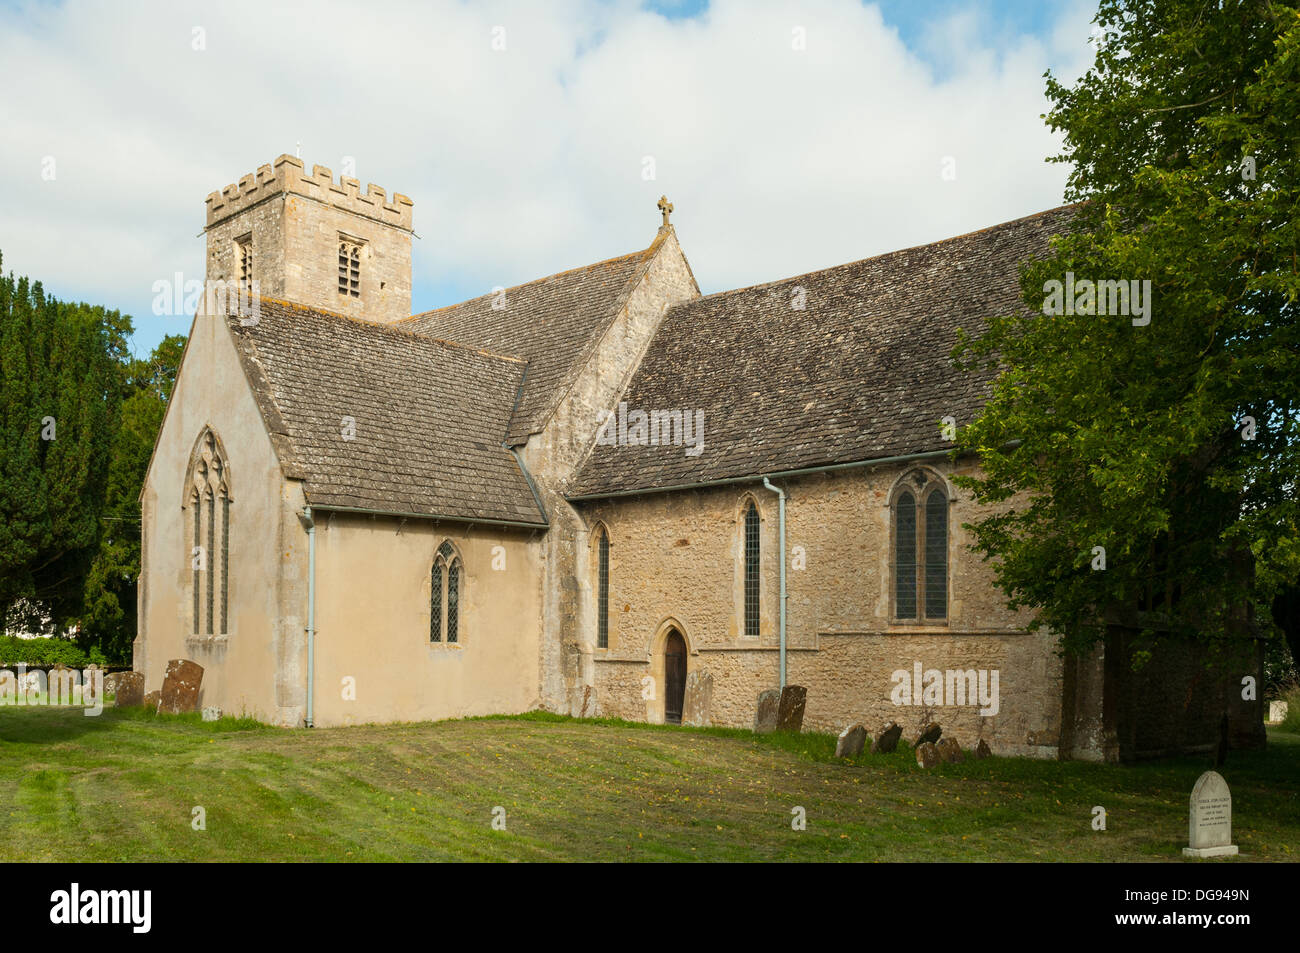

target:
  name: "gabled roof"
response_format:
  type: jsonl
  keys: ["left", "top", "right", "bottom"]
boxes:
{"left": 400, "top": 234, "right": 668, "bottom": 444}
{"left": 568, "top": 206, "right": 1076, "bottom": 499}
{"left": 225, "top": 296, "right": 546, "bottom": 526}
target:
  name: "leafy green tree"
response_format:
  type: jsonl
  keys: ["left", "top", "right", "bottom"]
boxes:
{"left": 954, "top": 1, "right": 1299, "bottom": 659}
{"left": 77, "top": 335, "right": 185, "bottom": 661}
{"left": 0, "top": 253, "right": 122, "bottom": 632}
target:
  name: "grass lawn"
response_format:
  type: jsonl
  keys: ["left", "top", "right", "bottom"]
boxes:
{"left": 1, "top": 707, "right": 1297, "bottom": 862}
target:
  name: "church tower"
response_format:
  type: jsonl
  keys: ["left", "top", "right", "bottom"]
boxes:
{"left": 203, "top": 154, "right": 414, "bottom": 324}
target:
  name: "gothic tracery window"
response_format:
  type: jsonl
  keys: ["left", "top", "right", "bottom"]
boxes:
{"left": 431, "top": 541, "right": 462, "bottom": 644}
{"left": 338, "top": 239, "right": 361, "bottom": 297}
{"left": 186, "top": 429, "right": 231, "bottom": 636}
{"left": 892, "top": 469, "right": 948, "bottom": 622}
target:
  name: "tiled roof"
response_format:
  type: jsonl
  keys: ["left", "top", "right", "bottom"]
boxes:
{"left": 225, "top": 297, "right": 546, "bottom": 526}
{"left": 568, "top": 206, "right": 1075, "bottom": 498}
{"left": 400, "top": 238, "right": 663, "bottom": 443}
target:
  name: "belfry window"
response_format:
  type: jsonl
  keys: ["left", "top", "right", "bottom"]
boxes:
{"left": 186, "top": 429, "right": 231, "bottom": 637}
{"left": 338, "top": 239, "right": 361, "bottom": 297}
{"left": 235, "top": 235, "right": 253, "bottom": 291}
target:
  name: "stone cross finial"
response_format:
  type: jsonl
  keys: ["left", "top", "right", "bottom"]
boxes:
{"left": 657, "top": 195, "right": 674, "bottom": 227}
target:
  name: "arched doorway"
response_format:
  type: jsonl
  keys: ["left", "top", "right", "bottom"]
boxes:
{"left": 663, "top": 628, "right": 687, "bottom": 725}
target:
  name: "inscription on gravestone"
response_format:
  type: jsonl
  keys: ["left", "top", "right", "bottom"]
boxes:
{"left": 1182, "top": 770, "right": 1238, "bottom": 858}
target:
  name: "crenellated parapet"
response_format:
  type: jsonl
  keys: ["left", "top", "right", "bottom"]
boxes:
{"left": 205, "top": 154, "right": 414, "bottom": 231}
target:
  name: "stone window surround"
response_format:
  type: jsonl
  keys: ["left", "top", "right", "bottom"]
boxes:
{"left": 887, "top": 467, "right": 953, "bottom": 626}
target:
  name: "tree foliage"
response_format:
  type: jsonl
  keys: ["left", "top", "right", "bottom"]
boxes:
{"left": 954, "top": 0, "right": 1300, "bottom": 656}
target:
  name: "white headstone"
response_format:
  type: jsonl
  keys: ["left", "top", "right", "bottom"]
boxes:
{"left": 1268, "top": 700, "right": 1289, "bottom": 724}
{"left": 201, "top": 706, "right": 222, "bottom": 722}
{"left": 1182, "top": 770, "right": 1238, "bottom": 858}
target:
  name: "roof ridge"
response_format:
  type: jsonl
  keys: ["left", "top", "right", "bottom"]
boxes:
{"left": 511, "top": 230, "right": 669, "bottom": 441}
{"left": 399, "top": 245, "right": 655, "bottom": 323}
{"left": 681, "top": 203, "right": 1078, "bottom": 308}
{"left": 230, "top": 294, "right": 528, "bottom": 365}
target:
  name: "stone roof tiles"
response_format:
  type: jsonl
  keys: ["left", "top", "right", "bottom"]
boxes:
{"left": 568, "top": 206, "right": 1076, "bottom": 498}
{"left": 400, "top": 239, "right": 662, "bottom": 444}
{"left": 225, "top": 296, "right": 546, "bottom": 526}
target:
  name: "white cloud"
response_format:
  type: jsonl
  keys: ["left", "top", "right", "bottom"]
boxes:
{"left": 0, "top": 0, "right": 1096, "bottom": 351}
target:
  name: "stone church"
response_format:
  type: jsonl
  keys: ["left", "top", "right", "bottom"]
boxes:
{"left": 137, "top": 154, "right": 1247, "bottom": 761}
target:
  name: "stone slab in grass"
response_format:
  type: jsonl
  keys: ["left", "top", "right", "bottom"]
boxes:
{"left": 109, "top": 671, "right": 144, "bottom": 708}
{"left": 915, "top": 741, "right": 940, "bottom": 769}
{"left": 777, "top": 685, "right": 806, "bottom": 732}
{"left": 159, "top": 659, "right": 203, "bottom": 715}
{"left": 754, "top": 689, "right": 780, "bottom": 734}
{"left": 871, "top": 722, "right": 902, "bottom": 753}
{"left": 835, "top": 723, "right": 866, "bottom": 758}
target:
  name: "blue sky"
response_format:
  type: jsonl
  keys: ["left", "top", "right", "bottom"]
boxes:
{"left": 0, "top": 0, "right": 1096, "bottom": 357}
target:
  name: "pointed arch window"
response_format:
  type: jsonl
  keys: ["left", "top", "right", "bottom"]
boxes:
{"left": 892, "top": 471, "right": 948, "bottom": 622}
{"left": 185, "top": 429, "right": 231, "bottom": 636}
{"left": 743, "top": 500, "right": 760, "bottom": 637}
{"left": 596, "top": 527, "right": 610, "bottom": 649}
{"left": 431, "top": 541, "right": 463, "bottom": 643}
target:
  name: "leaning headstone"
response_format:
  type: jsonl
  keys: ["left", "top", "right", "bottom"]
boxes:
{"left": 913, "top": 722, "right": 942, "bottom": 748}
{"left": 777, "top": 685, "right": 807, "bottom": 732}
{"left": 201, "top": 706, "right": 222, "bottom": 722}
{"left": 915, "top": 741, "right": 940, "bottom": 769}
{"left": 937, "top": 737, "right": 965, "bottom": 763}
{"left": 871, "top": 722, "right": 902, "bottom": 754}
{"left": 158, "top": 659, "right": 204, "bottom": 714}
{"left": 682, "top": 671, "right": 714, "bottom": 727}
{"left": 1183, "top": 770, "right": 1238, "bottom": 858}
{"left": 1268, "top": 701, "right": 1289, "bottom": 724}
{"left": 112, "top": 671, "right": 145, "bottom": 708}
{"left": 754, "top": 689, "right": 781, "bottom": 734}
{"left": 835, "top": 724, "right": 867, "bottom": 758}
{"left": 143, "top": 689, "right": 162, "bottom": 712}
{"left": 974, "top": 739, "right": 992, "bottom": 759}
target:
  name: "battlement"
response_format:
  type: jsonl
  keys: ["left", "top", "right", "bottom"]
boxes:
{"left": 205, "top": 154, "right": 414, "bottom": 231}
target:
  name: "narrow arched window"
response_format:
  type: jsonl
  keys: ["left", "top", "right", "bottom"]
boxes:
{"left": 744, "top": 500, "right": 760, "bottom": 637}
{"left": 431, "top": 541, "right": 462, "bottom": 644}
{"left": 186, "top": 429, "right": 231, "bottom": 637}
{"left": 894, "top": 490, "right": 917, "bottom": 619}
{"left": 892, "top": 471, "right": 948, "bottom": 622}
{"left": 596, "top": 527, "right": 610, "bottom": 649}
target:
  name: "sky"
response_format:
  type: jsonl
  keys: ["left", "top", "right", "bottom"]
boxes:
{"left": 0, "top": 0, "right": 1098, "bottom": 357}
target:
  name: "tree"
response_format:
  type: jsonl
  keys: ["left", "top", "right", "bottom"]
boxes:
{"left": 0, "top": 253, "right": 122, "bottom": 631}
{"left": 953, "top": 1, "right": 1300, "bottom": 660}
{"left": 76, "top": 335, "right": 185, "bottom": 661}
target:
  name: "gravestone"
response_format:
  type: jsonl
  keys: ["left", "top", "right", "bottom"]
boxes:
{"left": 937, "top": 737, "right": 964, "bottom": 763}
{"left": 159, "top": 659, "right": 204, "bottom": 714}
{"left": 754, "top": 689, "right": 781, "bottom": 734}
{"left": 913, "top": 722, "right": 942, "bottom": 747}
{"left": 1268, "top": 701, "right": 1289, "bottom": 724}
{"left": 202, "top": 706, "right": 222, "bottom": 722}
{"left": 82, "top": 665, "right": 101, "bottom": 704}
{"left": 143, "top": 690, "right": 162, "bottom": 712}
{"left": 835, "top": 724, "right": 866, "bottom": 758}
{"left": 1183, "top": 770, "right": 1238, "bottom": 857}
{"left": 915, "top": 741, "right": 940, "bottom": 769}
{"left": 111, "top": 671, "right": 145, "bottom": 708}
{"left": 777, "top": 685, "right": 807, "bottom": 732}
{"left": 682, "top": 671, "right": 714, "bottom": 727}
{"left": 975, "top": 739, "right": 992, "bottom": 759}
{"left": 871, "top": 722, "right": 902, "bottom": 754}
